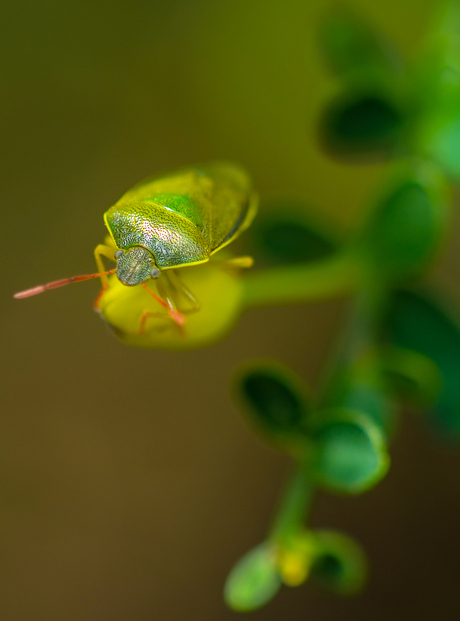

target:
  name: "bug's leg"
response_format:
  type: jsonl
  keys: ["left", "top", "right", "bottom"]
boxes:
{"left": 142, "top": 282, "right": 185, "bottom": 328}
{"left": 93, "top": 287, "right": 106, "bottom": 312}
{"left": 103, "top": 234, "right": 116, "bottom": 247}
{"left": 94, "top": 244, "right": 118, "bottom": 289}
{"left": 215, "top": 255, "right": 254, "bottom": 270}
{"left": 156, "top": 278, "right": 186, "bottom": 326}
{"left": 139, "top": 310, "right": 173, "bottom": 335}
{"left": 164, "top": 270, "right": 201, "bottom": 313}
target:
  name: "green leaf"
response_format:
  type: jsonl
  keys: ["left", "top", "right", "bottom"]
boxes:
{"left": 386, "top": 289, "right": 460, "bottom": 437}
{"left": 381, "top": 345, "right": 442, "bottom": 408}
{"left": 320, "top": 9, "right": 400, "bottom": 78}
{"left": 310, "top": 530, "right": 367, "bottom": 595}
{"left": 236, "top": 361, "right": 311, "bottom": 451}
{"left": 319, "top": 10, "right": 407, "bottom": 160}
{"left": 250, "top": 203, "right": 338, "bottom": 266}
{"left": 360, "top": 162, "right": 448, "bottom": 280}
{"left": 343, "top": 382, "right": 394, "bottom": 435}
{"left": 311, "top": 408, "right": 390, "bottom": 493}
{"left": 224, "top": 543, "right": 281, "bottom": 612}
{"left": 423, "top": 114, "right": 460, "bottom": 181}
{"left": 413, "top": 4, "right": 460, "bottom": 180}
{"left": 321, "top": 90, "right": 404, "bottom": 158}
{"left": 326, "top": 363, "right": 395, "bottom": 438}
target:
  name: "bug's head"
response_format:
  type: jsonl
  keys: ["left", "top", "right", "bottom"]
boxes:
{"left": 115, "top": 247, "right": 160, "bottom": 286}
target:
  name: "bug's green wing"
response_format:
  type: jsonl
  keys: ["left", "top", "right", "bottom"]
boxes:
{"left": 105, "top": 162, "right": 257, "bottom": 270}
{"left": 120, "top": 162, "right": 258, "bottom": 253}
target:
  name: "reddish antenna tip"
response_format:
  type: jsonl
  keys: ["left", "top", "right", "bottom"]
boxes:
{"left": 14, "top": 269, "right": 116, "bottom": 299}
{"left": 14, "top": 286, "right": 46, "bottom": 299}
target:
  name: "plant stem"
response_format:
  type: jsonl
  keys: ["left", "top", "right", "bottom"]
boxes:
{"left": 316, "top": 266, "right": 390, "bottom": 406}
{"left": 268, "top": 456, "right": 314, "bottom": 544}
{"left": 241, "top": 249, "right": 365, "bottom": 308}
{"left": 265, "top": 271, "right": 390, "bottom": 546}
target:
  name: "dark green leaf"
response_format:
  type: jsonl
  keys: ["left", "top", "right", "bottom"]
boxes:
{"left": 321, "top": 91, "right": 404, "bottom": 158}
{"left": 386, "top": 289, "right": 460, "bottom": 437}
{"left": 250, "top": 203, "right": 338, "bottom": 266}
{"left": 236, "top": 361, "right": 311, "bottom": 450}
{"left": 311, "top": 530, "right": 367, "bottom": 595}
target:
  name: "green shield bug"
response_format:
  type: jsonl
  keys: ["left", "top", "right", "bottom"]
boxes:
{"left": 14, "top": 162, "right": 257, "bottom": 331}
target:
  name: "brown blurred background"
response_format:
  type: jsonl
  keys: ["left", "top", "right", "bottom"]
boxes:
{"left": 2, "top": 0, "right": 460, "bottom": 619}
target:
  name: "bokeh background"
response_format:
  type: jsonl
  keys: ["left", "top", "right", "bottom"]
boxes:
{"left": 2, "top": 0, "right": 460, "bottom": 619}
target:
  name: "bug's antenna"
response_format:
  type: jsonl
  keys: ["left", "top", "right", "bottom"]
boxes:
{"left": 13, "top": 269, "right": 117, "bottom": 299}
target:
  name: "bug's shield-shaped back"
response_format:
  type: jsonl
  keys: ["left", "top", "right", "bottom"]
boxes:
{"left": 104, "top": 162, "right": 257, "bottom": 270}
{"left": 105, "top": 203, "right": 210, "bottom": 269}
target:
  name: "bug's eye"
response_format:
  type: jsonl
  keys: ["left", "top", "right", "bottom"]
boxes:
{"left": 150, "top": 268, "right": 160, "bottom": 279}
{"left": 114, "top": 250, "right": 124, "bottom": 259}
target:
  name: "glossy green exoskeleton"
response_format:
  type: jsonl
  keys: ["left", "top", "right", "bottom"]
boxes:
{"left": 15, "top": 162, "right": 257, "bottom": 329}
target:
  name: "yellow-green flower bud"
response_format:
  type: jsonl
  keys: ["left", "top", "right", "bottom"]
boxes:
{"left": 96, "top": 260, "right": 244, "bottom": 350}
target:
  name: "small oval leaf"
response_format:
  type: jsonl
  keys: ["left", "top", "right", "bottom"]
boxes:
{"left": 413, "top": 4, "right": 460, "bottom": 180}
{"left": 326, "top": 364, "right": 395, "bottom": 437}
{"left": 311, "top": 530, "right": 367, "bottom": 595}
{"left": 423, "top": 114, "right": 460, "bottom": 181}
{"left": 250, "top": 204, "right": 338, "bottom": 266}
{"left": 311, "top": 409, "right": 390, "bottom": 493}
{"left": 382, "top": 345, "right": 442, "bottom": 408}
{"left": 224, "top": 543, "right": 281, "bottom": 612}
{"left": 360, "top": 163, "right": 448, "bottom": 280}
{"left": 321, "top": 91, "right": 404, "bottom": 158}
{"left": 236, "top": 361, "right": 311, "bottom": 450}
{"left": 386, "top": 289, "right": 460, "bottom": 437}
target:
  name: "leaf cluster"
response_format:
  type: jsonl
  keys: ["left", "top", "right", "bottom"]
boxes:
{"left": 225, "top": 3, "right": 460, "bottom": 611}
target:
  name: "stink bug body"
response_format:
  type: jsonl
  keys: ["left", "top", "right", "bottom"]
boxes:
{"left": 15, "top": 162, "right": 257, "bottom": 333}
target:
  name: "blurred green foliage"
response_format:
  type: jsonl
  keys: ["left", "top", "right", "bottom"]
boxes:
{"left": 225, "top": 1, "right": 460, "bottom": 611}
{"left": 5, "top": 0, "right": 459, "bottom": 616}
{"left": 387, "top": 289, "right": 460, "bottom": 437}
